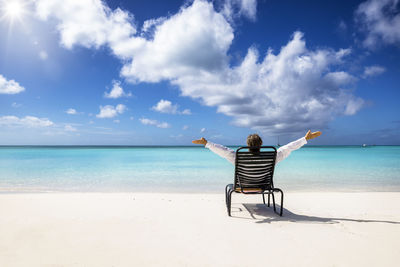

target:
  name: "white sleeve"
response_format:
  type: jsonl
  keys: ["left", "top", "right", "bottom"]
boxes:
{"left": 276, "top": 137, "right": 307, "bottom": 164}
{"left": 205, "top": 141, "right": 236, "bottom": 165}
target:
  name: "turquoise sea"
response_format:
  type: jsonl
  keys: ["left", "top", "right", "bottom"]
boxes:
{"left": 0, "top": 146, "right": 399, "bottom": 192}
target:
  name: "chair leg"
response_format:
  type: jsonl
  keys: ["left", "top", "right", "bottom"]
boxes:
{"left": 225, "top": 185, "right": 229, "bottom": 207}
{"left": 225, "top": 184, "right": 233, "bottom": 208}
{"left": 273, "top": 188, "right": 284, "bottom": 216}
{"left": 262, "top": 193, "right": 266, "bottom": 204}
{"left": 268, "top": 192, "right": 270, "bottom": 207}
{"left": 271, "top": 192, "right": 276, "bottom": 212}
{"left": 227, "top": 190, "right": 234, "bottom": 216}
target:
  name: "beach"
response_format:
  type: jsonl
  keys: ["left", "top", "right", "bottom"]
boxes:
{"left": 1, "top": 192, "right": 399, "bottom": 266}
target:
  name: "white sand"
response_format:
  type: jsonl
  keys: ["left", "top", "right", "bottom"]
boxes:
{"left": 0, "top": 192, "right": 399, "bottom": 267}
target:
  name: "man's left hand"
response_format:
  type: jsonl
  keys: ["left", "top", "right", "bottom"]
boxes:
{"left": 305, "top": 130, "right": 322, "bottom": 140}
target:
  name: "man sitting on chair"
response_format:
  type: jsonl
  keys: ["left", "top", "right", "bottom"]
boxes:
{"left": 192, "top": 130, "right": 322, "bottom": 164}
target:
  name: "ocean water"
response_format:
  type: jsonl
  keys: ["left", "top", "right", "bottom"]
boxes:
{"left": 0, "top": 146, "right": 399, "bottom": 193}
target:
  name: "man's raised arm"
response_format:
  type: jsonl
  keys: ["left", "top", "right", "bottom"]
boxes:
{"left": 192, "top": 137, "right": 235, "bottom": 164}
{"left": 276, "top": 130, "right": 321, "bottom": 164}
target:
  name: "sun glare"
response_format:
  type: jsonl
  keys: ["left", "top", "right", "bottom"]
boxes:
{"left": 1, "top": 0, "right": 27, "bottom": 23}
{"left": 6, "top": 2, "right": 23, "bottom": 17}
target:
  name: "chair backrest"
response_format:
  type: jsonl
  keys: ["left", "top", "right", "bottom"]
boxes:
{"left": 234, "top": 146, "right": 277, "bottom": 193}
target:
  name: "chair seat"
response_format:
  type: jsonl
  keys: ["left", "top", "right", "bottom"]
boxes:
{"left": 234, "top": 187, "right": 264, "bottom": 193}
{"left": 227, "top": 184, "right": 266, "bottom": 194}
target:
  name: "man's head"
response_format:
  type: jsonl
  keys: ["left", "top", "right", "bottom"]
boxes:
{"left": 247, "top": 134, "right": 262, "bottom": 152}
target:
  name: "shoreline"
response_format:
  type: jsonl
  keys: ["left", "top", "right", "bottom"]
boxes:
{"left": 1, "top": 192, "right": 399, "bottom": 266}
{"left": 1, "top": 187, "right": 400, "bottom": 194}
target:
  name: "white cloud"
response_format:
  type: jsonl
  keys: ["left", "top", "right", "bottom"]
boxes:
{"left": 64, "top": 124, "right": 77, "bottom": 132}
{"left": 200, "top": 128, "right": 206, "bottom": 133}
{"left": 116, "top": 104, "right": 126, "bottom": 113}
{"left": 141, "top": 16, "right": 166, "bottom": 34}
{"left": 130, "top": 116, "right": 134, "bottom": 120}
{"left": 152, "top": 99, "right": 178, "bottom": 114}
{"left": 363, "top": 65, "right": 386, "bottom": 78}
{"left": 139, "top": 118, "right": 171, "bottom": 128}
{"left": 222, "top": 0, "right": 257, "bottom": 21}
{"left": 120, "top": 0, "right": 234, "bottom": 83}
{"left": 35, "top": 0, "right": 136, "bottom": 51}
{"left": 0, "top": 74, "right": 25, "bottom": 94}
{"left": 96, "top": 104, "right": 126, "bottom": 118}
{"left": 173, "top": 32, "right": 362, "bottom": 134}
{"left": 0, "top": 115, "right": 53, "bottom": 127}
{"left": 66, "top": 108, "right": 77, "bottom": 115}
{"left": 182, "top": 125, "right": 189, "bottom": 130}
{"left": 156, "top": 122, "right": 170, "bottom": 128}
{"left": 356, "top": 0, "right": 400, "bottom": 48}
{"left": 36, "top": 0, "right": 363, "bottom": 135}
{"left": 113, "top": 119, "right": 120, "bottom": 123}
{"left": 152, "top": 99, "right": 191, "bottom": 115}
{"left": 181, "top": 109, "right": 192, "bottom": 115}
{"left": 324, "top": 71, "right": 357, "bottom": 85}
{"left": 39, "top": 50, "right": 48, "bottom": 60}
{"left": 104, "top": 80, "right": 132, "bottom": 98}
{"left": 238, "top": 0, "right": 257, "bottom": 20}
{"left": 344, "top": 98, "right": 365, "bottom": 115}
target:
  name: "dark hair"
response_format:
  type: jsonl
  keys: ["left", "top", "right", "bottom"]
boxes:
{"left": 246, "top": 134, "right": 262, "bottom": 152}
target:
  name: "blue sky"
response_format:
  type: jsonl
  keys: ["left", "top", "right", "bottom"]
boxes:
{"left": 0, "top": 0, "right": 399, "bottom": 145}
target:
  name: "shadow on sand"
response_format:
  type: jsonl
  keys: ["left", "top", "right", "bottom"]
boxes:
{"left": 230, "top": 203, "right": 400, "bottom": 225}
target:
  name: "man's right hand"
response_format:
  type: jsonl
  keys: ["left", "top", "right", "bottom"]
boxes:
{"left": 192, "top": 137, "right": 207, "bottom": 146}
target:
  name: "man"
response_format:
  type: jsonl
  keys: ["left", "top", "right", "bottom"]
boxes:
{"left": 192, "top": 130, "right": 322, "bottom": 164}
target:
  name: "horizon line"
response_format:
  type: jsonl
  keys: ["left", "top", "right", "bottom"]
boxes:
{"left": 0, "top": 144, "right": 398, "bottom": 147}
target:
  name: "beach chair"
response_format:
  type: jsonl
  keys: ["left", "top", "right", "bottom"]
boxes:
{"left": 225, "top": 146, "right": 284, "bottom": 216}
